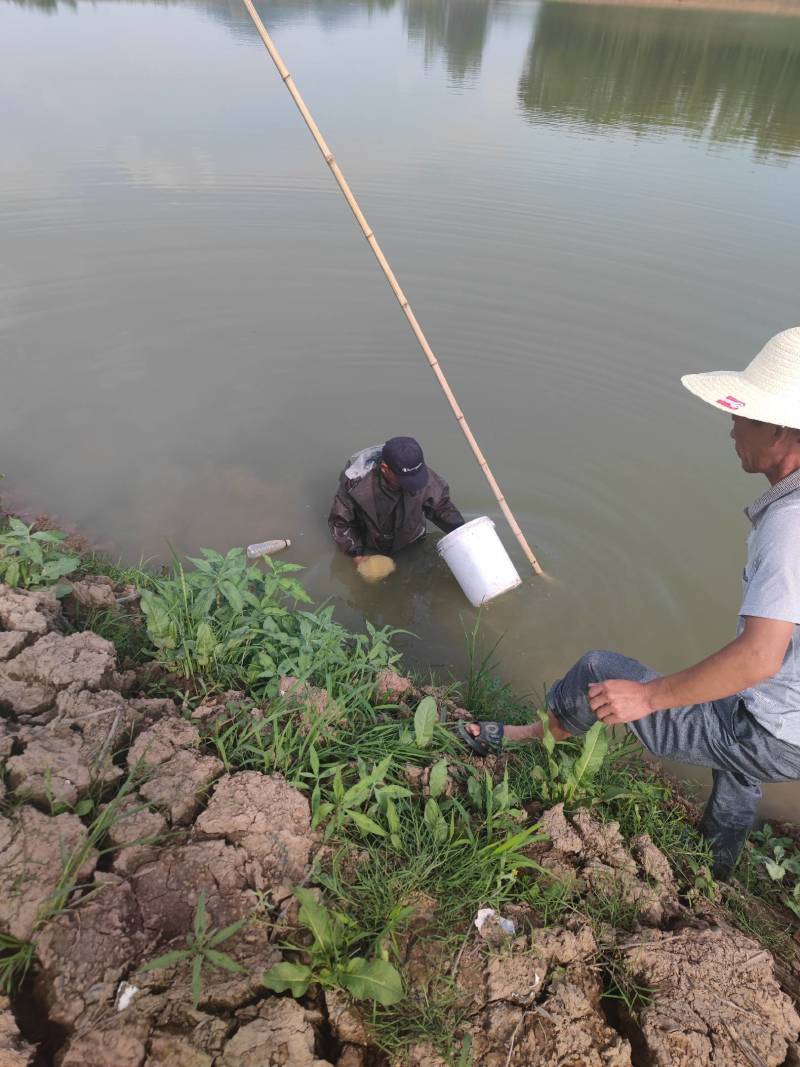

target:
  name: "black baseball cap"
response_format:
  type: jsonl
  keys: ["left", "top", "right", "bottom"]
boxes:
{"left": 382, "top": 437, "right": 428, "bottom": 492}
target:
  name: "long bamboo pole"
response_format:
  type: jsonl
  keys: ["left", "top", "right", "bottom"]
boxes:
{"left": 240, "top": 0, "right": 544, "bottom": 576}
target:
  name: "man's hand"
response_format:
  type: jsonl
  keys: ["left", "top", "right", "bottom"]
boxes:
{"left": 588, "top": 680, "right": 654, "bottom": 725}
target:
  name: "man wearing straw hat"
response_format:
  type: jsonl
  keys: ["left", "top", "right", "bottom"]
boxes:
{"left": 460, "top": 327, "right": 800, "bottom": 880}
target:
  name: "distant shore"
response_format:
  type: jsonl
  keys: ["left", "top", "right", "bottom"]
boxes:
{"left": 553, "top": 0, "right": 800, "bottom": 15}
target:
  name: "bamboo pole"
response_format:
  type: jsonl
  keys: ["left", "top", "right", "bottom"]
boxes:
{"left": 240, "top": 0, "right": 544, "bottom": 576}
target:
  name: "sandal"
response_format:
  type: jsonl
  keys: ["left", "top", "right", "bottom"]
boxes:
{"left": 456, "top": 720, "right": 504, "bottom": 756}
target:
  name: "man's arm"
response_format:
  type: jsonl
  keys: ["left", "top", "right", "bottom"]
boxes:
{"left": 328, "top": 485, "right": 366, "bottom": 561}
{"left": 589, "top": 615, "right": 794, "bottom": 725}
{"left": 423, "top": 475, "right": 465, "bottom": 534}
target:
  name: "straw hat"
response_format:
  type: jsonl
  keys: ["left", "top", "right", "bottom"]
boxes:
{"left": 682, "top": 327, "right": 800, "bottom": 429}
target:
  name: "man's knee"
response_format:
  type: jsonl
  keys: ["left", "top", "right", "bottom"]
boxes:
{"left": 573, "top": 649, "right": 624, "bottom": 682}
{"left": 573, "top": 649, "right": 656, "bottom": 687}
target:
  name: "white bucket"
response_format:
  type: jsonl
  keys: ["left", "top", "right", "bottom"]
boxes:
{"left": 437, "top": 516, "right": 522, "bottom": 606}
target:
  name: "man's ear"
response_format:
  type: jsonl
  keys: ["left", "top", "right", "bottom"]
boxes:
{"left": 776, "top": 425, "right": 800, "bottom": 444}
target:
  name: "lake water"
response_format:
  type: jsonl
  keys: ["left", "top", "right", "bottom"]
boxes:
{"left": 2, "top": 0, "right": 800, "bottom": 818}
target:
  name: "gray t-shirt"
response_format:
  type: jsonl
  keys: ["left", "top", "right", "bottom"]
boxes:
{"left": 738, "top": 472, "right": 800, "bottom": 745}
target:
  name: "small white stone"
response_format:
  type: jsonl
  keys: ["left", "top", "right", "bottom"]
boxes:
{"left": 115, "top": 981, "right": 139, "bottom": 1012}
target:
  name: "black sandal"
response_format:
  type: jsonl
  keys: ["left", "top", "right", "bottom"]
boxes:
{"left": 456, "top": 721, "right": 504, "bottom": 756}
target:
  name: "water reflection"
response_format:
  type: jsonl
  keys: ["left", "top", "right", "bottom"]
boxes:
{"left": 7, "top": 0, "right": 800, "bottom": 158}
{"left": 519, "top": 4, "right": 800, "bottom": 161}
{"left": 405, "top": 0, "right": 491, "bottom": 84}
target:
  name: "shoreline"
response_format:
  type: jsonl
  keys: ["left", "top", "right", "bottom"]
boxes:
{"left": 1, "top": 503, "right": 799, "bottom": 1065}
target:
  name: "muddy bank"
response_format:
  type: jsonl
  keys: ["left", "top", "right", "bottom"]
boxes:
{"left": 1, "top": 564, "right": 800, "bottom": 1065}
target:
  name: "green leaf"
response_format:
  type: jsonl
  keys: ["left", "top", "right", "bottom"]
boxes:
{"left": 311, "top": 801, "right": 334, "bottom": 829}
{"left": 194, "top": 622, "right": 218, "bottom": 666}
{"left": 493, "top": 771, "right": 510, "bottom": 809}
{"left": 220, "top": 580, "right": 244, "bottom": 614}
{"left": 280, "top": 578, "right": 314, "bottom": 604}
{"left": 139, "top": 948, "right": 192, "bottom": 972}
{"left": 764, "top": 859, "right": 787, "bottom": 881}
{"left": 191, "top": 954, "right": 203, "bottom": 1008}
{"left": 537, "top": 709, "right": 555, "bottom": 756}
{"left": 414, "top": 696, "right": 437, "bottom": 749}
{"left": 263, "top": 961, "right": 313, "bottom": 997}
{"left": 333, "top": 768, "right": 344, "bottom": 805}
{"left": 5, "top": 561, "right": 19, "bottom": 588}
{"left": 309, "top": 745, "right": 320, "bottom": 777}
{"left": 339, "top": 957, "right": 404, "bottom": 1005}
{"left": 342, "top": 758, "right": 391, "bottom": 809}
{"left": 349, "top": 811, "right": 387, "bottom": 837}
{"left": 424, "top": 798, "right": 448, "bottom": 844}
{"left": 207, "top": 915, "right": 249, "bottom": 947}
{"left": 32, "top": 529, "right": 67, "bottom": 543}
{"left": 40, "top": 557, "right": 79, "bottom": 581}
{"left": 566, "top": 722, "right": 608, "bottom": 801}
{"left": 203, "top": 948, "right": 246, "bottom": 974}
{"left": 296, "top": 888, "right": 334, "bottom": 952}
{"left": 194, "top": 893, "right": 209, "bottom": 940}
{"left": 375, "top": 785, "right": 411, "bottom": 801}
{"left": 385, "top": 798, "right": 400, "bottom": 835}
{"left": 428, "top": 759, "right": 449, "bottom": 799}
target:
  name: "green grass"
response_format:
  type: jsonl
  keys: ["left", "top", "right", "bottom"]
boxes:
{"left": 72, "top": 606, "right": 153, "bottom": 667}
{"left": 77, "top": 551, "right": 158, "bottom": 588}
{"left": 459, "top": 614, "right": 534, "bottom": 724}
{"left": 0, "top": 933, "right": 36, "bottom": 995}
{"left": 3, "top": 529, "right": 798, "bottom": 1057}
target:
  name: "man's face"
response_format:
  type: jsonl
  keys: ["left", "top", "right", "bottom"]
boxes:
{"left": 730, "top": 415, "right": 782, "bottom": 473}
{"left": 379, "top": 461, "right": 400, "bottom": 490}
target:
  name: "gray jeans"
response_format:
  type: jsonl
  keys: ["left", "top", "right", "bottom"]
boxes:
{"left": 547, "top": 650, "right": 800, "bottom": 878}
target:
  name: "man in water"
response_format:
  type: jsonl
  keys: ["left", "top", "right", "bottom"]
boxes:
{"left": 328, "top": 436, "right": 465, "bottom": 565}
{"left": 460, "top": 326, "right": 800, "bottom": 880}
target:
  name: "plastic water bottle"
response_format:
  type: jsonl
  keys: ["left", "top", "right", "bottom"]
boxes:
{"left": 246, "top": 538, "right": 292, "bottom": 561}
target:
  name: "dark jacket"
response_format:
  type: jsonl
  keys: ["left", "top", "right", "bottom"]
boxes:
{"left": 328, "top": 445, "right": 465, "bottom": 557}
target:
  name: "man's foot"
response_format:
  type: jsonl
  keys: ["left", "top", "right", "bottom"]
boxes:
{"left": 456, "top": 721, "right": 504, "bottom": 756}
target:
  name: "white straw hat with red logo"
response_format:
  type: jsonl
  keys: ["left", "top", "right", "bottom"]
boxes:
{"left": 682, "top": 327, "right": 800, "bottom": 429}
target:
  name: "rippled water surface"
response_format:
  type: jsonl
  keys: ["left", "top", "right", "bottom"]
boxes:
{"left": 2, "top": 0, "right": 800, "bottom": 816}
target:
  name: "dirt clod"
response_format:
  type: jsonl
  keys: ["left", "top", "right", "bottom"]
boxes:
{"left": 129, "top": 839, "right": 259, "bottom": 944}
{"left": 138, "top": 748, "right": 223, "bottom": 826}
{"left": 5, "top": 632, "right": 119, "bottom": 692}
{"left": 6, "top": 728, "right": 94, "bottom": 806}
{"left": 127, "top": 718, "right": 200, "bottom": 770}
{"left": 106, "top": 796, "right": 168, "bottom": 876}
{"left": 35, "top": 876, "right": 150, "bottom": 1031}
{"left": 55, "top": 1022, "right": 151, "bottom": 1067}
{"left": 373, "top": 668, "right": 414, "bottom": 704}
{"left": 63, "top": 577, "right": 118, "bottom": 616}
{"left": 0, "top": 584, "right": 62, "bottom": 636}
{"left": 0, "top": 674, "right": 56, "bottom": 721}
{"left": 219, "top": 998, "right": 333, "bottom": 1067}
{"left": 0, "top": 806, "right": 97, "bottom": 941}
{"left": 625, "top": 923, "right": 800, "bottom": 1067}
{"left": 194, "top": 772, "right": 313, "bottom": 896}
{"left": 325, "top": 990, "right": 370, "bottom": 1047}
{"left": 540, "top": 802, "right": 583, "bottom": 854}
{"left": 0, "top": 632, "right": 30, "bottom": 662}
{"left": 0, "top": 995, "right": 35, "bottom": 1067}
{"left": 144, "top": 1035, "right": 214, "bottom": 1067}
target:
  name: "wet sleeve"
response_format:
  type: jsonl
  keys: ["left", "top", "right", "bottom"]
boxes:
{"left": 740, "top": 508, "right": 800, "bottom": 625}
{"left": 424, "top": 479, "right": 466, "bottom": 534}
{"left": 328, "top": 485, "right": 365, "bottom": 556}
